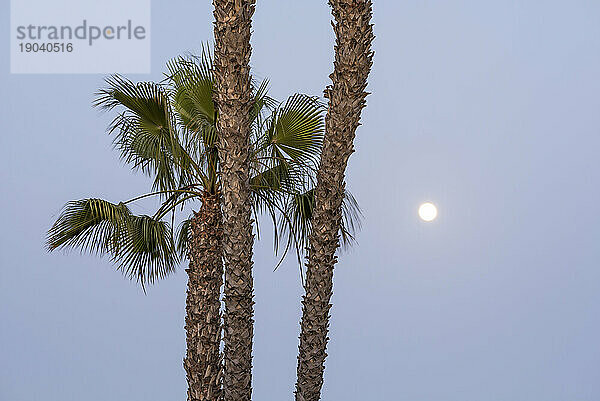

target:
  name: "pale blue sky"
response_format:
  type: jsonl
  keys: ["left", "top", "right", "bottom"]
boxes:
{"left": 2, "top": 1, "right": 600, "bottom": 400}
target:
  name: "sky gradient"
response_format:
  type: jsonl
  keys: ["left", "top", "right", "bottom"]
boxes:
{"left": 1, "top": 1, "right": 600, "bottom": 400}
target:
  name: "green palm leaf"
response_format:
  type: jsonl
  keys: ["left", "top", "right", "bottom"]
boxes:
{"left": 167, "top": 52, "right": 216, "bottom": 149}
{"left": 47, "top": 199, "right": 178, "bottom": 288}
{"left": 47, "top": 198, "right": 131, "bottom": 254}
{"left": 250, "top": 162, "right": 297, "bottom": 193}
{"left": 263, "top": 94, "right": 325, "bottom": 162}
{"left": 176, "top": 217, "right": 192, "bottom": 258}
{"left": 278, "top": 189, "right": 362, "bottom": 262}
{"left": 95, "top": 75, "right": 200, "bottom": 192}
{"left": 250, "top": 78, "right": 277, "bottom": 129}
{"left": 118, "top": 215, "right": 178, "bottom": 286}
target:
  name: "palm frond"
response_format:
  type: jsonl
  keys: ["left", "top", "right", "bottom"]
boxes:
{"left": 250, "top": 162, "right": 298, "bottom": 193}
{"left": 95, "top": 75, "right": 201, "bottom": 192}
{"left": 117, "top": 215, "right": 178, "bottom": 287}
{"left": 250, "top": 78, "right": 277, "bottom": 130}
{"left": 47, "top": 198, "right": 178, "bottom": 288}
{"left": 276, "top": 189, "right": 362, "bottom": 263}
{"left": 339, "top": 190, "right": 362, "bottom": 249}
{"left": 166, "top": 52, "right": 216, "bottom": 148}
{"left": 176, "top": 217, "right": 192, "bottom": 258}
{"left": 261, "top": 94, "right": 325, "bottom": 163}
{"left": 47, "top": 198, "right": 132, "bottom": 254}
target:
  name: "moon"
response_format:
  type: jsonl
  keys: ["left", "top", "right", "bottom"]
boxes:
{"left": 418, "top": 202, "right": 438, "bottom": 222}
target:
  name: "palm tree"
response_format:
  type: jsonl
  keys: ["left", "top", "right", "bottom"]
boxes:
{"left": 212, "top": 1, "right": 257, "bottom": 400}
{"left": 46, "top": 51, "right": 326, "bottom": 401}
{"left": 294, "top": 1, "right": 374, "bottom": 401}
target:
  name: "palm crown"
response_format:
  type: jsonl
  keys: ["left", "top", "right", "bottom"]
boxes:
{"left": 47, "top": 50, "right": 359, "bottom": 288}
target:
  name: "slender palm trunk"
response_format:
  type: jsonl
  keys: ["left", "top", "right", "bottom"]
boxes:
{"left": 212, "top": 1, "right": 256, "bottom": 400}
{"left": 184, "top": 193, "right": 223, "bottom": 401}
{"left": 295, "top": 1, "right": 374, "bottom": 400}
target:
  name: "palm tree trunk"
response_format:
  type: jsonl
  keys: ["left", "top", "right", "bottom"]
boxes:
{"left": 184, "top": 193, "right": 224, "bottom": 401}
{"left": 212, "top": 1, "right": 256, "bottom": 400}
{"left": 295, "top": 1, "right": 374, "bottom": 400}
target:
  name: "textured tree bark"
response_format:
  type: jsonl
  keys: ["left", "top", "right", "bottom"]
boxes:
{"left": 184, "top": 193, "right": 224, "bottom": 401}
{"left": 212, "top": 1, "right": 256, "bottom": 400}
{"left": 295, "top": 1, "right": 374, "bottom": 400}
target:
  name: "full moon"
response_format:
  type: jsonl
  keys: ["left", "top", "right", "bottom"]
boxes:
{"left": 418, "top": 202, "right": 438, "bottom": 222}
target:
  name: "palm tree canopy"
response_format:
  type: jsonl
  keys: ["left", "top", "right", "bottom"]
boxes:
{"left": 47, "top": 48, "right": 360, "bottom": 288}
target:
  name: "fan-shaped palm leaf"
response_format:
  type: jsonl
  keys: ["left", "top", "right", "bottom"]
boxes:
{"left": 47, "top": 198, "right": 178, "bottom": 288}
{"left": 95, "top": 75, "right": 202, "bottom": 192}
{"left": 176, "top": 217, "right": 192, "bottom": 258}
{"left": 167, "top": 53, "right": 216, "bottom": 149}
{"left": 278, "top": 189, "right": 362, "bottom": 262}
{"left": 262, "top": 94, "right": 325, "bottom": 163}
